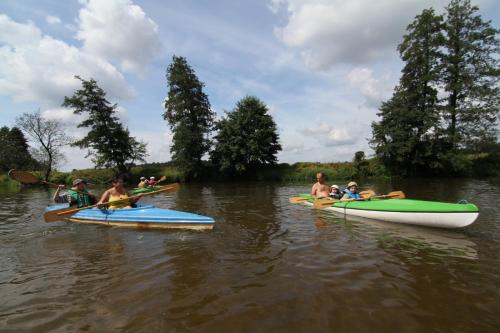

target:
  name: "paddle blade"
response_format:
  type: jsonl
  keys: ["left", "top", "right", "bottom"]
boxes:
{"left": 360, "top": 190, "right": 376, "bottom": 198}
{"left": 8, "top": 170, "right": 40, "bottom": 184}
{"left": 289, "top": 197, "right": 310, "bottom": 204}
{"left": 43, "top": 206, "right": 80, "bottom": 222}
{"left": 313, "top": 198, "right": 338, "bottom": 209}
{"left": 387, "top": 191, "right": 405, "bottom": 199}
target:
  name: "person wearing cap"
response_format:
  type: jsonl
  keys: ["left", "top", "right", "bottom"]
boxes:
{"left": 311, "top": 172, "right": 330, "bottom": 198}
{"left": 52, "top": 179, "right": 96, "bottom": 207}
{"left": 341, "top": 181, "right": 361, "bottom": 200}
{"left": 147, "top": 176, "right": 158, "bottom": 187}
{"left": 329, "top": 184, "right": 342, "bottom": 200}
{"left": 137, "top": 176, "right": 148, "bottom": 188}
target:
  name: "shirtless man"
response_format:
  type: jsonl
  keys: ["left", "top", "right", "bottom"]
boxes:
{"left": 311, "top": 172, "right": 330, "bottom": 198}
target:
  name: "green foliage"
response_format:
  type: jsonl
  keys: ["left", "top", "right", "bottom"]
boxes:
{"left": 371, "top": 9, "right": 444, "bottom": 176}
{"left": 63, "top": 76, "right": 147, "bottom": 177}
{"left": 0, "top": 126, "right": 36, "bottom": 171}
{"left": 163, "top": 56, "right": 215, "bottom": 180}
{"left": 211, "top": 96, "right": 282, "bottom": 176}
{"left": 371, "top": 0, "right": 499, "bottom": 177}
{"left": 352, "top": 151, "right": 371, "bottom": 178}
{"left": 442, "top": 0, "right": 500, "bottom": 149}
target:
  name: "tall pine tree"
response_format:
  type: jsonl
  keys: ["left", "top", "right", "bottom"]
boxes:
{"left": 442, "top": 0, "right": 499, "bottom": 150}
{"left": 371, "top": 9, "right": 444, "bottom": 176}
{"left": 63, "top": 76, "right": 147, "bottom": 176}
{"left": 163, "top": 56, "right": 215, "bottom": 180}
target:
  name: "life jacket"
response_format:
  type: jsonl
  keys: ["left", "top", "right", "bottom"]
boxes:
{"left": 344, "top": 189, "right": 361, "bottom": 199}
{"left": 67, "top": 189, "right": 92, "bottom": 208}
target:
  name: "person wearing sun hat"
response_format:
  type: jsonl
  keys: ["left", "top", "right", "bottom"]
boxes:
{"left": 329, "top": 184, "right": 342, "bottom": 199}
{"left": 341, "top": 181, "right": 361, "bottom": 201}
{"left": 137, "top": 176, "right": 148, "bottom": 188}
{"left": 52, "top": 178, "right": 96, "bottom": 207}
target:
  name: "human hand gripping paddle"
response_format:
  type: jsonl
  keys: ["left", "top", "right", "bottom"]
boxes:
{"left": 289, "top": 190, "right": 377, "bottom": 204}
{"left": 313, "top": 191, "right": 406, "bottom": 209}
{"left": 43, "top": 183, "right": 180, "bottom": 223}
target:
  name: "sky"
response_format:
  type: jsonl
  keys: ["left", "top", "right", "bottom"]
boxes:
{"left": 1, "top": 0, "right": 499, "bottom": 171}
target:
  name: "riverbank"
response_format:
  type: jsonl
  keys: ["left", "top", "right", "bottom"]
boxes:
{"left": 34, "top": 159, "right": 387, "bottom": 185}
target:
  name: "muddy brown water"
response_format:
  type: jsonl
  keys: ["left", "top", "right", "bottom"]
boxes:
{"left": 0, "top": 179, "right": 499, "bottom": 332}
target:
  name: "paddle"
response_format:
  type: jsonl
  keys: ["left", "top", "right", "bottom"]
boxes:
{"left": 8, "top": 169, "right": 60, "bottom": 188}
{"left": 43, "top": 183, "right": 180, "bottom": 223}
{"left": 313, "top": 190, "right": 406, "bottom": 209}
{"left": 289, "top": 190, "right": 377, "bottom": 204}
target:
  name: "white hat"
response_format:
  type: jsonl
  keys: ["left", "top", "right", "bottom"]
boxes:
{"left": 150, "top": 176, "right": 155, "bottom": 180}
{"left": 140, "top": 176, "right": 146, "bottom": 180}
{"left": 347, "top": 181, "right": 358, "bottom": 188}
{"left": 330, "top": 184, "right": 339, "bottom": 190}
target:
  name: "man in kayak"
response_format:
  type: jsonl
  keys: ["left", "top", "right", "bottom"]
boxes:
{"left": 52, "top": 179, "right": 97, "bottom": 207}
{"left": 341, "top": 181, "right": 362, "bottom": 200}
{"left": 137, "top": 176, "right": 148, "bottom": 188}
{"left": 311, "top": 172, "right": 330, "bottom": 198}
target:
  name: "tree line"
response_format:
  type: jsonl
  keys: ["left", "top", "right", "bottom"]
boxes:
{"left": 2, "top": 57, "right": 281, "bottom": 181}
{"left": 371, "top": 0, "right": 499, "bottom": 177}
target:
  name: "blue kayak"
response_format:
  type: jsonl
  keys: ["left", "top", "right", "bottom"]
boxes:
{"left": 45, "top": 204, "right": 215, "bottom": 230}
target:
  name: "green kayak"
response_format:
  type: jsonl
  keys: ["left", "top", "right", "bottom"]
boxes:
{"left": 131, "top": 186, "right": 162, "bottom": 195}
{"left": 299, "top": 195, "right": 479, "bottom": 228}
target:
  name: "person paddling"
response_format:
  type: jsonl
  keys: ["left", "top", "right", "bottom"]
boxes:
{"left": 147, "top": 176, "right": 158, "bottom": 187}
{"left": 53, "top": 179, "right": 96, "bottom": 208}
{"left": 98, "top": 177, "right": 143, "bottom": 209}
{"left": 341, "top": 181, "right": 362, "bottom": 201}
{"left": 137, "top": 176, "right": 148, "bottom": 188}
{"left": 311, "top": 172, "right": 330, "bottom": 198}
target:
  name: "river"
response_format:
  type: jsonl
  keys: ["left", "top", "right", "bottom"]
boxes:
{"left": 0, "top": 178, "right": 499, "bottom": 332}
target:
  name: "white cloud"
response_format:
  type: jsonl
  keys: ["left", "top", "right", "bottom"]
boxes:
{"left": 0, "top": 14, "right": 134, "bottom": 108}
{"left": 347, "top": 67, "right": 390, "bottom": 108}
{"left": 45, "top": 15, "right": 61, "bottom": 25}
{"left": 76, "top": 0, "right": 161, "bottom": 75}
{"left": 299, "top": 122, "right": 357, "bottom": 146}
{"left": 272, "top": 0, "right": 450, "bottom": 70}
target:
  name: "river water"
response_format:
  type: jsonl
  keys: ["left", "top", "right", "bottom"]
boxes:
{"left": 0, "top": 179, "right": 499, "bottom": 332}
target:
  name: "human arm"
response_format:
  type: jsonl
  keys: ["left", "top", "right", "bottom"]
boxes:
{"left": 97, "top": 190, "right": 111, "bottom": 207}
{"left": 52, "top": 185, "right": 67, "bottom": 203}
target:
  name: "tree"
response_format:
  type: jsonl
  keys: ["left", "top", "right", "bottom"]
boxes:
{"left": 63, "top": 76, "right": 147, "bottom": 176}
{"left": 0, "top": 126, "right": 36, "bottom": 171}
{"left": 352, "top": 151, "right": 371, "bottom": 178}
{"left": 442, "top": 0, "right": 499, "bottom": 150}
{"left": 15, "top": 111, "right": 71, "bottom": 181}
{"left": 163, "top": 56, "right": 215, "bottom": 180}
{"left": 211, "top": 96, "right": 281, "bottom": 175}
{"left": 371, "top": 9, "right": 444, "bottom": 176}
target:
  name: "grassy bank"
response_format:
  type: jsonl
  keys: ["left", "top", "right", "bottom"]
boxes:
{"left": 39, "top": 159, "right": 387, "bottom": 185}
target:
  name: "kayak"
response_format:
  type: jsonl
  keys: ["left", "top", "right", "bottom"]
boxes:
{"left": 45, "top": 204, "right": 214, "bottom": 230}
{"left": 298, "top": 195, "right": 479, "bottom": 228}
{"left": 131, "top": 186, "right": 161, "bottom": 195}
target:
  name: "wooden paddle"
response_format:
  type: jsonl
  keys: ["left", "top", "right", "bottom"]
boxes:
{"left": 314, "top": 190, "right": 406, "bottom": 209}
{"left": 43, "top": 183, "right": 180, "bottom": 223}
{"left": 8, "top": 169, "right": 60, "bottom": 188}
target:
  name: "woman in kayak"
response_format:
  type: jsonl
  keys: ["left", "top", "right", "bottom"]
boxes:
{"left": 341, "top": 181, "right": 361, "bottom": 200}
{"left": 98, "top": 178, "right": 143, "bottom": 209}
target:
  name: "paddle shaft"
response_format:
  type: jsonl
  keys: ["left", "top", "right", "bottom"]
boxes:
{"left": 314, "top": 191, "right": 405, "bottom": 208}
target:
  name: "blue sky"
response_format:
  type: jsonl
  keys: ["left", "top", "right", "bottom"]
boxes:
{"left": 1, "top": 0, "right": 499, "bottom": 170}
